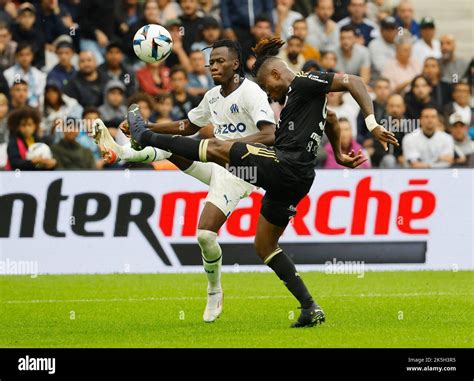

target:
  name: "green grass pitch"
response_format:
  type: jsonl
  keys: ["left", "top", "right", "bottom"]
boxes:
{"left": 1, "top": 271, "right": 472, "bottom": 348}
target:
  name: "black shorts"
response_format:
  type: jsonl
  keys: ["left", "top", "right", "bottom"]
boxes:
{"left": 229, "top": 142, "right": 313, "bottom": 227}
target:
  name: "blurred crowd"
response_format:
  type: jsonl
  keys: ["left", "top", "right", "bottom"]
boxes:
{"left": 0, "top": 0, "right": 473, "bottom": 171}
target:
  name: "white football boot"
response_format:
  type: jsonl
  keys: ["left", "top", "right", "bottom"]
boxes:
{"left": 203, "top": 289, "right": 223, "bottom": 323}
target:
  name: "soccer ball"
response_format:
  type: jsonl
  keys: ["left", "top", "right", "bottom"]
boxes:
{"left": 133, "top": 24, "right": 173, "bottom": 64}
{"left": 26, "top": 143, "right": 52, "bottom": 160}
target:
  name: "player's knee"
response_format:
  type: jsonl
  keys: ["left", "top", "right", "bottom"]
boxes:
{"left": 205, "top": 138, "right": 229, "bottom": 165}
{"left": 254, "top": 237, "right": 276, "bottom": 260}
{"left": 197, "top": 229, "right": 221, "bottom": 261}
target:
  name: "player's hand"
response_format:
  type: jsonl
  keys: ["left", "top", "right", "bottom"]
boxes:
{"left": 371, "top": 125, "right": 399, "bottom": 151}
{"left": 336, "top": 149, "right": 368, "bottom": 168}
{"left": 119, "top": 120, "right": 130, "bottom": 137}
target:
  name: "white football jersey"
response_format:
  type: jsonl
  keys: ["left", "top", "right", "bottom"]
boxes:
{"left": 188, "top": 79, "right": 276, "bottom": 141}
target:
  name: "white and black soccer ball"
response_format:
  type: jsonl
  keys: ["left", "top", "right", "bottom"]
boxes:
{"left": 133, "top": 24, "right": 173, "bottom": 64}
{"left": 26, "top": 143, "right": 53, "bottom": 160}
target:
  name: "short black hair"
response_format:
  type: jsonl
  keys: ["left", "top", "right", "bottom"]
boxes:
{"left": 211, "top": 39, "right": 245, "bottom": 78}
{"left": 82, "top": 106, "right": 100, "bottom": 118}
{"left": 15, "top": 42, "right": 33, "bottom": 55}
{"left": 287, "top": 35, "right": 303, "bottom": 44}
{"left": 254, "top": 15, "right": 271, "bottom": 25}
{"left": 170, "top": 65, "right": 188, "bottom": 78}
{"left": 420, "top": 104, "right": 439, "bottom": 116}
{"left": 340, "top": 25, "right": 356, "bottom": 34}
{"left": 251, "top": 37, "right": 285, "bottom": 77}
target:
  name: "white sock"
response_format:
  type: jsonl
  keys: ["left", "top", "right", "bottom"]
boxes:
{"left": 121, "top": 146, "right": 171, "bottom": 163}
{"left": 197, "top": 229, "right": 222, "bottom": 293}
{"left": 183, "top": 161, "right": 213, "bottom": 186}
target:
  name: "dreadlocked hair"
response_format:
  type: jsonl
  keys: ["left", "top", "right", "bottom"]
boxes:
{"left": 209, "top": 39, "right": 245, "bottom": 78}
{"left": 251, "top": 37, "right": 285, "bottom": 77}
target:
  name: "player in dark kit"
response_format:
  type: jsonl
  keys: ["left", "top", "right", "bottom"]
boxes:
{"left": 127, "top": 38, "right": 399, "bottom": 327}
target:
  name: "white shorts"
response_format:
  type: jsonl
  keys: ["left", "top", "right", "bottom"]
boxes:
{"left": 206, "top": 163, "right": 256, "bottom": 217}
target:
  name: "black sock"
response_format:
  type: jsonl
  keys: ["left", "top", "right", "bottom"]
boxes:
{"left": 266, "top": 250, "right": 314, "bottom": 309}
{"left": 141, "top": 130, "right": 203, "bottom": 161}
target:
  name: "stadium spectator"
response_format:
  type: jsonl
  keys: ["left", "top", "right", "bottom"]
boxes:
{"left": 136, "top": 61, "right": 172, "bottom": 96}
{"left": 382, "top": 37, "right": 421, "bottom": 94}
{"left": 98, "top": 80, "right": 127, "bottom": 128}
{"left": 169, "top": 65, "right": 200, "bottom": 121}
{"left": 199, "top": 0, "right": 221, "bottom": 22}
{"left": 79, "top": 106, "right": 105, "bottom": 168}
{"left": 191, "top": 16, "right": 221, "bottom": 63}
{"left": 0, "top": 93, "right": 8, "bottom": 168}
{"left": 35, "top": 0, "right": 70, "bottom": 49}
{"left": 337, "top": 0, "right": 379, "bottom": 46}
{"left": 98, "top": 42, "right": 137, "bottom": 98}
{"left": 277, "top": 36, "right": 305, "bottom": 72}
{"left": 291, "top": 19, "right": 320, "bottom": 61}
{"left": 443, "top": 81, "right": 473, "bottom": 127}
{"left": 319, "top": 50, "right": 337, "bottom": 72}
{"left": 273, "top": 0, "right": 303, "bottom": 41}
{"left": 157, "top": 0, "right": 182, "bottom": 26}
{"left": 368, "top": 16, "right": 396, "bottom": 78}
{"left": 46, "top": 38, "right": 76, "bottom": 90}
{"left": 153, "top": 93, "right": 173, "bottom": 123}
{"left": 116, "top": 0, "right": 143, "bottom": 36}
{"left": 0, "top": 22, "right": 16, "bottom": 71}
{"left": 302, "top": 59, "right": 321, "bottom": 73}
{"left": 404, "top": 75, "right": 434, "bottom": 120}
{"left": 179, "top": 0, "right": 204, "bottom": 54}
{"left": 245, "top": 16, "right": 273, "bottom": 72}
{"left": 357, "top": 77, "right": 390, "bottom": 142}
{"left": 422, "top": 57, "right": 452, "bottom": 108}
{"left": 77, "top": 0, "right": 121, "bottom": 65}
{"left": 402, "top": 106, "right": 454, "bottom": 168}
{"left": 369, "top": 94, "right": 408, "bottom": 168}
{"left": 439, "top": 34, "right": 469, "bottom": 83}
{"left": 0, "top": 1, "right": 16, "bottom": 25}
{"left": 124, "top": 0, "right": 160, "bottom": 61}
{"left": 63, "top": 51, "right": 109, "bottom": 108}
{"left": 306, "top": 0, "right": 339, "bottom": 52}
{"left": 449, "top": 113, "right": 474, "bottom": 166}
{"left": 163, "top": 18, "right": 192, "bottom": 72}
{"left": 187, "top": 50, "right": 213, "bottom": 98}
{"left": 0, "top": 70, "right": 7, "bottom": 96}
{"left": 9, "top": 80, "right": 29, "bottom": 110}
{"left": 42, "top": 81, "right": 83, "bottom": 140}
{"left": 323, "top": 117, "right": 371, "bottom": 169}
{"left": 395, "top": 0, "right": 420, "bottom": 39}
{"left": 51, "top": 121, "right": 96, "bottom": 169}
{"left": 365, "top": 0, "right": 394, "bottom": 24}
{"left": 4, "top": 43, "right": 47, "bottom": 108}
{"left": 412, "top": 17, "right": 441, "bottom": 65}
{"left": 6, "top": 106, "right": 56, "bottom": 170}
{"left": 220, "top": 0, "right": 273, "bottom": 41}
{"left": 335, "top": 25, "right": 371, "bottom": 84}
{"left": 11, "top": 3, "right": 45, "bottom": 69}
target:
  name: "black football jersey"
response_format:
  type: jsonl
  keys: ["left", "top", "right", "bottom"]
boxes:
{"left": 274, "top": 71, "right": 334, "bottom": 180}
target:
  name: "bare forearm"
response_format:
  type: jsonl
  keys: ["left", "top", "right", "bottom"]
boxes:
{"left": 148, "top": 119, "right": 200, "bottom": 136}
{"left": 331, "top": 74, "right": 374, "bottom": 117}
{"left": 324, "top": 115, "right": 342, "bottom": 162}
{"left": 229, "top": 131, "right": 275, "bottom": 146}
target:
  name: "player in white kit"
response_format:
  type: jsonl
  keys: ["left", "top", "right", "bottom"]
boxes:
{"left": 93, "top": 40, "right": 276, "bottom": 323}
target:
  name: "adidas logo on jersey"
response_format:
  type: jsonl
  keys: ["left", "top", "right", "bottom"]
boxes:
{"left": 230, "top": 104, "right": 239, "bottom": 114}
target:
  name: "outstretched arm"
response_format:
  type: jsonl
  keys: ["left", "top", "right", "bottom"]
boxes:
{"left": 325, "top": 110, "right": 368, "bottom": 168}
{"left": 228, "top": 122, "right": 276, "bottom": 146}
{"left": 330, "top": 73, "right": 399, "bottom": 151}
